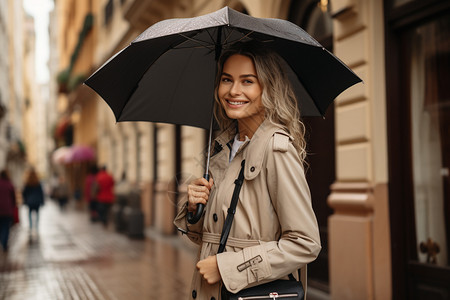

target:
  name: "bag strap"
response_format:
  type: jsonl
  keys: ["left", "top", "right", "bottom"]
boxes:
{"left": 217, "top": 159, "right": 301, "bottom": 282}
{"left": 217, "top": 160, "right": 246, "bottom": 254}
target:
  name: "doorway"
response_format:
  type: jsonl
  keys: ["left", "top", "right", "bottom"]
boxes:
{"left": 386, "top": 1, "right": 450, "bottom": 298}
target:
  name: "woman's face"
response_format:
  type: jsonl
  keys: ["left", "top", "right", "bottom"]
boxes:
{"left": 218, "top": 54, "right": 264, "bottom": 123}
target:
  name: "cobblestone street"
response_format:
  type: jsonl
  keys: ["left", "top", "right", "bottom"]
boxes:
{"left": 0, "top": 200, "right": 197, "bottom": 300}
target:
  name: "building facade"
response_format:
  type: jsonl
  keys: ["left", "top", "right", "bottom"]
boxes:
{"left": 52, "top": 0, "right": 450, "bottom": 299}
{"left": 52, "top": 0, "right": 99, "bottom": 195}
{"left": 0, "top": 0, "right": 28, "bottom": 188}
{"left": 0, "top": 0, "right": 10, "bottom": 170}
{"left": 22, "top": 14, "right": 49, "bottom": 178}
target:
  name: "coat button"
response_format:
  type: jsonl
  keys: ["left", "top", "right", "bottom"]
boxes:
{"left": 250, "top": 166, "right": 255, "bottom": 172}
{"left": 192, "top": 290, "right": 197, "bottom": 298}
{"left": 213, "top": 213, "right": 218, "bottom": 222}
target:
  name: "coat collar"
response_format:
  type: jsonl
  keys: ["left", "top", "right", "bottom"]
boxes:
{"left": 242, "top": 120, "right": 286, "bottom": 180}
{"left": 215, "top": 122, "right": 238, "bottom": 149}
{"left": 213, "top": 119, "right": 288, "bottom": 180}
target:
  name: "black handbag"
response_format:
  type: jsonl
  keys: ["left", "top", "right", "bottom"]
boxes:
{"left": 219, "top": 160, "right": 305, "bottom": 300}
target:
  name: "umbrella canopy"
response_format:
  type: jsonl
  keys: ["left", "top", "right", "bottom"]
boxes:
{"left": 52, "top": 146, "right": 72, "bottom": 164}
{"left": 65, "top": 145, "right": 95, "bottom": 163}
{"left": 85, "top": 6, "right": 362, "bottom": 223}
{"left": 85, "top": 6, "right": 361, "bottom": 130}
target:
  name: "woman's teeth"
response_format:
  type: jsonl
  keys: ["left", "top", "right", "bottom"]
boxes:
{"left": 228, "top": 101, "right": 246, "bottom": 105}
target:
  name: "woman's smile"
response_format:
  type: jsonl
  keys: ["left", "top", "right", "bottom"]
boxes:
{"left": 225, "top": 99, "right": 249, "bottom": 107}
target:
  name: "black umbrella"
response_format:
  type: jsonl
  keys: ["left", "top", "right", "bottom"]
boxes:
{"left": 85, "top": 6, "right": 362, "bottom": 223}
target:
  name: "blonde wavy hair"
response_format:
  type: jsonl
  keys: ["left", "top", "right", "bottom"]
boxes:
{"left": 213, "top": 41, "right": 307, "bottom": 164}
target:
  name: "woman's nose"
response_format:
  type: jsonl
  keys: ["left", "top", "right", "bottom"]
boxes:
{"left": 229, "top": 82, "right": 242, "bottom": 96}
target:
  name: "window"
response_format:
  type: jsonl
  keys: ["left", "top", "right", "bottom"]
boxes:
{"left": 407, "top": 15, "right": 450, "bottom": 267}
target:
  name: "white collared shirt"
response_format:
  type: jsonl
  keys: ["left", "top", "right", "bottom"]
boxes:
{"left": 229, "top": 134, "right": 245, "bottom": 162}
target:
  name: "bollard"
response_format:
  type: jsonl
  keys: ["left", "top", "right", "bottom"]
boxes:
{"left": 112, "top": 195, "right": 127, "bottom": 232}
{"left": 124, "top": 190, "right": 144, "bottom": 239}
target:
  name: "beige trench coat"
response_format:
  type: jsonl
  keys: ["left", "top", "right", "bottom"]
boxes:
{"left": 174, "top": 120, "right": 321, "bottom": 300}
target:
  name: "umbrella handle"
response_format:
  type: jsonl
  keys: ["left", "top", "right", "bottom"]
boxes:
{"left": 187, "top": 173, "right": 209, "bottom": 224}
{"left": 187, "top": 203, "right": 204, "bottom": 224}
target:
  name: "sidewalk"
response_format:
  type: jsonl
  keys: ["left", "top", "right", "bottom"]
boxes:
{"left": 0, "top": 200, "right": 197, "bottom": 300}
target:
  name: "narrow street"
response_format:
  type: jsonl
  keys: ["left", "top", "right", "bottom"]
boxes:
{"left": 0, "top": 200, "right": 197, "bottom": 300}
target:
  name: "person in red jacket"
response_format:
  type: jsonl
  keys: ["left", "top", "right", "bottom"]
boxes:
{"left": 95, "top": 166, "right": 115, "bottom": 227}
{"left": 0, "top": 170, "right": 17, "bottom": 252}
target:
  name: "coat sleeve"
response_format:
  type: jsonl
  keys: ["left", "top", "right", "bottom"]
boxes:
{"left": 173, "top": 197, "right": 204, "bottom": 245}
{"left": 216, "top": 138, "right": 321, "bottom": 293}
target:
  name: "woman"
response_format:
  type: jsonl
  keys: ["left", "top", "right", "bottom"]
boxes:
{"left": 174, "top": 41, "right": 321, "bottom": 299}
{"left": 0, "top": 170, "right": 16, "bottom": 252}
{"left": 95, "top": 166, "right": 115, "bottom": 227}
{"left": 22, "top": 168, "right": 44, "bottom": 230}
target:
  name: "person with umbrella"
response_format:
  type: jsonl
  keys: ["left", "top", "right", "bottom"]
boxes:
{"left": 85, "top": 7, "right": 361, "bottom": 299}
{"left": 174, "top": 40, "right": 321, "bottom": 299}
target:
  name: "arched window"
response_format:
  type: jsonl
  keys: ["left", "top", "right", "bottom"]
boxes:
{"left": 289, "top": 0, "right": 333, "bottom": 49}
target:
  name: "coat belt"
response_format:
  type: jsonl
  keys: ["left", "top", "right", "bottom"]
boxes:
{"left": 202, "top": 232, "right": 308, "bottom": 294}
{"left": 202, "top": 232, "right": 261, "bottom": 248}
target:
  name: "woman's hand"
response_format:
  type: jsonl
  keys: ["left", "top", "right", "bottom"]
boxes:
{"left": 187, "top": 177, "right": 214, "bottom": 212}
{"left": 197, "top": 255, "right": 221, "bottom": 284}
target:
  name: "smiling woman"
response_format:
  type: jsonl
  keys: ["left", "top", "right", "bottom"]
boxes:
{"left": 218, "top": 54, "right": 265, "bottom": 141}
{"left": 214, "top": 41, "right": 308, "bottom": 162}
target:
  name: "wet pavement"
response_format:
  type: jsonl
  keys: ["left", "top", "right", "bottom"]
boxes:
{"left": 0, "top": 200, "right": 197, "bottom": 300}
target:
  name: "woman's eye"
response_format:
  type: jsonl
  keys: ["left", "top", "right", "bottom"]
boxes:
{"left": 221, "top": 77, "right": 231, "bottom": 82}
{"left": 243, "top": 80, "right": 253, "bottom": 84}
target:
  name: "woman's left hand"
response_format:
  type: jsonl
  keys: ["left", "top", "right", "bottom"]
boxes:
{"left": 197, "top": 255, "right": 221, "bottom": 284}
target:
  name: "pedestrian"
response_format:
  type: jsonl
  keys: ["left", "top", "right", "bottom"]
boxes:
{"left": 96, "top": 166, "right": 114, "bottom": 227}
{"left": 22, "top": 168, "right": 45, "bottom": 231}
{"left": 174, "top": 41, "right": 321, "bottom": 299}
{"left": 0, "top": 170, "right": 17, "bottom": 253}
{"left": 53, "top": 175, "right": 70, "bottom": 211}
{"left": 84, "top": 165, "right": 99, "bottom": 222}
{"left": 48, "top": 172, "right": 59, "bottom": 200}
